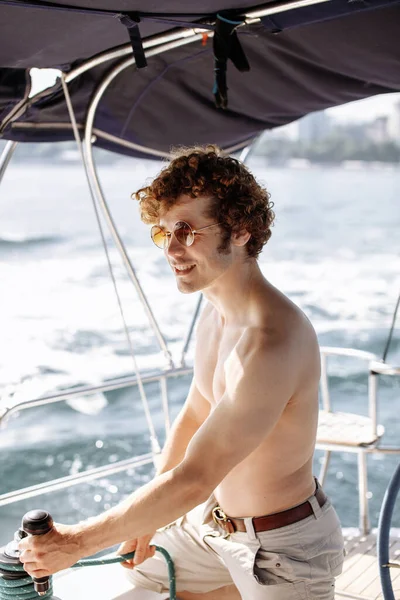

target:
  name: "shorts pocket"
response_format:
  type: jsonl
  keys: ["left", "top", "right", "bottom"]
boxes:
{"left": 254, "top": 549, "right": 307, "bottom": 599}
{"left": 254, "top": 550, "right": 293, "bottom": 584}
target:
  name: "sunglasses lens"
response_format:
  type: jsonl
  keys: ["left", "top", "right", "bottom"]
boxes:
{"left": 151, "top": 226, "right": 167, "bottom": 249}
{"left": 174, "top": 222, "right": 194, "bottom": 247}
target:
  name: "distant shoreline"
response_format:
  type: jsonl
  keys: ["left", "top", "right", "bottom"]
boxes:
{"left": 5, "top": 156, "right": 400, "bottom": 170}
{"left": 1, "top": 141, "right": 400, "bottom": 168}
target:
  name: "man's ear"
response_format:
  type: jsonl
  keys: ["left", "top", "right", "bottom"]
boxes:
{"left": 231, "top": 229, "right": 251, "bottom": 247}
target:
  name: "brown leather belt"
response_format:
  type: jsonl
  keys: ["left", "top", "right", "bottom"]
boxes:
{"left": 212, "top": 485, "right": 327, "bottom": 534}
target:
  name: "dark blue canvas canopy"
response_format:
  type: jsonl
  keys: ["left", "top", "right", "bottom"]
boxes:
{"left": 1, "top": 0, "right": 400, "bottom": 158}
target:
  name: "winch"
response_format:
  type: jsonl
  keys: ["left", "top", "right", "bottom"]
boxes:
{"left": 0, "top": 510, "right": 176, "bottom": 599}
{"left": 0, "top": 509, "right": 60, "bottom": 599}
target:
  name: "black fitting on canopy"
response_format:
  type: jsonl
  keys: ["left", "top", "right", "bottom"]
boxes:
{"left": 118, "top": 13, "right": 147, "bottom": 69}
{"left": 213, "top": 12, "right": 250, "bottom": 109}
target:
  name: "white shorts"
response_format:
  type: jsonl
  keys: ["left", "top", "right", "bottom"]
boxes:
{"left": 126, "top": 489, "right": 344, "bottom": 599}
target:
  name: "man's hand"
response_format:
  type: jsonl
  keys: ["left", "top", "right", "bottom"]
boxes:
{"left": 118, "top": 534, "right": 156, "bottom": 569}
{"left": 18, "top": 523, "right": 81, "bottom": 577}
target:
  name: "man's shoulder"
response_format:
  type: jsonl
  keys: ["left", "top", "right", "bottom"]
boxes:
{"left": 262, "top": 284, "right": 318, "bottom": 346}
{"left": 235, "top": 305, "right": 319, "bottom": 377}
{"left": 236, "top": 326, "right": 290, "bottom": 362}
{"left": 244, "top": 304, "right": 315, "bottom": 346}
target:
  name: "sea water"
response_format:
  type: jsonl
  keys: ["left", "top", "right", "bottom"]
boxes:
{"left": 0, "top": 154, "right": 399, "bottom": 545}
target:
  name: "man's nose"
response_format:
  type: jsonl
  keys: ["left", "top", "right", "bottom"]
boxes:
{"left": 166, "top": 232, "right": 185, "bottom": 257}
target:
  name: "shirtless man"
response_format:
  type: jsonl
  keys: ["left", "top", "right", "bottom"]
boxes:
{"left": 19, "top": 146, "right": 344, "bottom": 599}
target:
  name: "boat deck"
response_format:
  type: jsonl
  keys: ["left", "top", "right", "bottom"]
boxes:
{"left": 54, "top": 532, "right": 400, "bottom": 600}
{"left": 335, "top": 532, "right": 400, "bottom": 600}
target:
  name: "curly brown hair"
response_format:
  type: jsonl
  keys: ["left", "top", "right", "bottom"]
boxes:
{"left": 133, "top": 145, "right": 274, "bottom": 258}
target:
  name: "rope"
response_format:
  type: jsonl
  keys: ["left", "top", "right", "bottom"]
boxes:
{"left": 0, "top": 547, "right": 176, "bottom": 599}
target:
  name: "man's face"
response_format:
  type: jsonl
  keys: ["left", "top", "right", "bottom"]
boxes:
{"left": 158, "top": 195, "right": 232, "bottom": 294}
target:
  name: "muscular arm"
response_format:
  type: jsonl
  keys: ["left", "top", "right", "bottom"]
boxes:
{"left": 75, "top": 331, "right": 296, "bottom": 551}
{"left": 155, "top": 379, "right": 210, "bottom": 476}
{"left": 19, "top": 330, "right": 298, "bottom": 575}
{"left": 157, "top": 303, "right": 212, "bottom": 475}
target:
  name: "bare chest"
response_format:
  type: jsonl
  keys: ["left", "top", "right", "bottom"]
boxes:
{"left": 195, "top": 326, "right": 242, "bottom": 405}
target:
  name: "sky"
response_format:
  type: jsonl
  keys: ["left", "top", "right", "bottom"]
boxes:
{"left": 326, "top": 93, "right": 400, "bottom": 123}
{"left": 30, "top": 68, "right": 400, "bottom": 124}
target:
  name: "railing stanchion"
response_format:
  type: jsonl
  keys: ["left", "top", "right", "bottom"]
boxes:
{"left": 358, "top": 451, "right": 370, "bottom": 535}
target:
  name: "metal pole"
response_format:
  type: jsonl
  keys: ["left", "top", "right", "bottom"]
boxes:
{"left": 369, "top": 371, "right": 378, "bottom": 440}
{"left": 62, "top": 75, "right": 164, "bottom": 454}
{"left": 159, "top": 376, "right": 171, "bottom": 435}
{"left": 66, "top": 30, "right": 205, "bottom": 84}
{"left": 180, "top": 295, "right": 203, "bottom": 367}
{"left": 239, "top": 133, "right": 263, "bottom": 164}
{"left": 318, "top": 451, "right": 331, "bottom": 487}
{"left": 0, "top": 141, "right": 17, "bottom": 185}
{"left": 84, "top": 117, "right": 173, "bottom": 366}
{"left": 320, "top": 353, "right": 331, "bottom": 411}
{"left": 358, "top": 451, "right": 370, "bottom": 535}
{"left": 0, "top": 366, "right": 193, "bottom": 426}
{"left": 62, "top": 71, "right": 174, "bottom": 364}
{"left": 82, "top": 35, "right": 205, "bottom": 367}
{"left": 246, "top": 0, "right": 330, "bottom": 21}
{"left": 0, "top": 453, "right": 155, "bottom": 507}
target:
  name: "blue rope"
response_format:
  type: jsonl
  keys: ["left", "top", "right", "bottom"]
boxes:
{"left": 0, "top": 547, "right": 176, "bottom": 599}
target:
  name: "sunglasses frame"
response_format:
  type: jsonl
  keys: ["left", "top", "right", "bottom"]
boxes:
{"left": 151, "top": 220, "right": 221, "bottom": 249}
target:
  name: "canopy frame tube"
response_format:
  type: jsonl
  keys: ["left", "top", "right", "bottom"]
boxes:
{"left": 79, "top": 33, "right": 206, "bottom": 370}
{"left": 0, "top": 140, "right": 18, "bottom": 185}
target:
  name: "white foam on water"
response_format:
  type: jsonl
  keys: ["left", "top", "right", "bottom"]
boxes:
{"left": 66, "top": 393, "right": 108, "bottom": 415}
{"left": 0, "top": 164, "right": 399, "bottom": 411}
{"left": 0, "top": 239, "right": 397, "bottom": 394}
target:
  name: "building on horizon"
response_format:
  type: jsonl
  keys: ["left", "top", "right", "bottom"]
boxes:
{"left": 366, "top": 116, "right": 389, "bottom": 144}
{"left": 298, "top": 110, "right": 332, "bottom": 142}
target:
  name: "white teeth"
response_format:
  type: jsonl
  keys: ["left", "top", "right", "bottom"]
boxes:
{"left": 175, "top": 265, "right": 194, "bottom": 271}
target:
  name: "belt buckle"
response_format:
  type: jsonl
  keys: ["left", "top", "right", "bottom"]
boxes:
{"left": 212, "top": 506, "right": 236, "bottom": 534}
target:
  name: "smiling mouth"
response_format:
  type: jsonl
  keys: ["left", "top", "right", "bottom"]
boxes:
{"left": 172, "top": 264, "right": 196, "bottom": 276}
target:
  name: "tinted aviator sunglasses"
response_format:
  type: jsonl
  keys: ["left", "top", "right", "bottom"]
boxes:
{"left": 151, "top": 221, "right": 221, "bottom": 249}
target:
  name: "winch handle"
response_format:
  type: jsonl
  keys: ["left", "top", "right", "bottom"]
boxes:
{"left": 21, "top": 510, "right": 54, "bottom": 597}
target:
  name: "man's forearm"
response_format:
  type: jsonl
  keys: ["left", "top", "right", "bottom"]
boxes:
{"left": 75, "top": 464, "right": 210, "bottom": 558}
{"left": 155, "top": 409, "right": 201, "bottom": 475}
{"left": 74, "top": 403, "right": 205, "bottom": 557}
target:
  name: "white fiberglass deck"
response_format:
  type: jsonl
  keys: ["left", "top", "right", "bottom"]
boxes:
{"left": 53, "top": 531, "right": 400, "bottom": 600}
{"left": 54, "top": 559, "right": 169, "bottom": 599}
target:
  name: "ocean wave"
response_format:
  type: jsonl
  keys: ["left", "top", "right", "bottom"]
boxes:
{"left": 0, "top": 233, "right": 64, "bottom": 248}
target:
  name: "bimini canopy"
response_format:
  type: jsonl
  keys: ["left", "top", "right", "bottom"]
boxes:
{"left": 1, "top": 0, "right": 400, "bottom": 159}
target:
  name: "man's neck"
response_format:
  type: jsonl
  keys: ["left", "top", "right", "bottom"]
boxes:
{"left": 203, "top": 259, "right": 265, "bottom": 326}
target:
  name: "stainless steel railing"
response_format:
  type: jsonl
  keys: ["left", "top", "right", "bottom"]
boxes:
{"left": 1, "top": 348, "right": 399, "bottom": 533}
{"left": 0, "top": 366, "right": 193, "bottom": 507}
{"left": 0, "top": 366, "right": 193, "bottom": 426}
{"left": 0, "top": 453, "right": 155, "bottom": 507}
